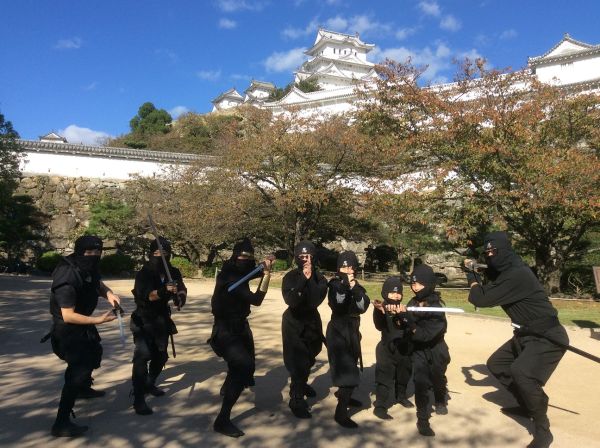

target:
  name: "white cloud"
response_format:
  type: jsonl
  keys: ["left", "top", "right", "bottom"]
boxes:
{"left": 59, "top": 125, "right": 112, "bottom": 146}
{"left": 325, "top": 0, "right": 344, "bottom": 4}
{"left": 231, "top": 73, "right": 252, "bottom": 81}
{"left": 196, "top": 69, "right": 222, "bottom": 81}
{"left": 155, "top": 48, "right": 178, "bottom": 63}
{"left": 264, "top": 47, "right": 307, "bottom": 72}
{"left": 169, "top": 106, "right": 190, "bottom": 118}
{"left": 440, "top": 15, "right": 461, "bottom": 32}
{"left": 418, "top": 1, "right": 441, "bottom": 17}
{"left": 500, "top": 29, "right": 518, "bottom": 40}
{"left": 396, "top": 27, "right": 417, "bottom": 40}
{"left": 216, "top": 0, "right": 267, "bottom": 12}
{"left": 325, "top": 16, "right": 348, "bottom": 31}
{"left": 219, "top": 18, "right": 237, "bottom": 29}
{"left": 282, "top": 18, "right": 319, "bottom": 39}
{"left": 324, "top": 14, "right": 392, "bottom": 37}
{"left": 83, "top": 81, "right": 98, "bottom": 91}
{"left": 372, "top": 42, "right": 454, "bottom": 81}
{"left": 457, "top": 49, "right": 484, "bottom": 61}
{"left": 54, "top": 37, "right": 83, "bottom": 50}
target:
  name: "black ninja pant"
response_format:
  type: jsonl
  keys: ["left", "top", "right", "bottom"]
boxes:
{"left": 374, "top": 340, "right": 412, "bottom": 409}
{"left": 413, "top": 344, "right": 449, "bottom": 421}
{"left": 486, "top": 326, "right": 567, "bottom": 421}
{"left": 282, "top": 312, "right": 322, "bottom": 398}
{"left": 132, "top": 333, "right": 169, "bottom": 396}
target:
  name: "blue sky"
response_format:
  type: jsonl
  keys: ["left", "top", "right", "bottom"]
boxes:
{"left": 1, "top": 0, "right": 598, "bottom": 145}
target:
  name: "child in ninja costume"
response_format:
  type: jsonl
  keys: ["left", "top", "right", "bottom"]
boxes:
{"left": 326, "top": 251, "right": 370, "bottom": 428}
{"left": 405, "top": 264, "right": 450, "bottom": 437}
{"left": 372, "top": 276, "right": 414, "bottom": 420}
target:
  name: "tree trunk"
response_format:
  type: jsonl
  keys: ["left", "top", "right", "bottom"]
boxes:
{"left": 535, "top": 248, "right": 563, "bottom": 294}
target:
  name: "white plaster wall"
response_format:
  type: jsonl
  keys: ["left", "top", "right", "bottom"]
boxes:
{"left": 20, "top": 151, "right": 180, "bottom": 180}
{"left": 535, "top": 56, "right": 600, "bottom": 85}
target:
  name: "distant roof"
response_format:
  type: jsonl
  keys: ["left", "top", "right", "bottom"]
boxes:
{"left": 529, "top": 33, "right": 600, "bottom": 66}
{"left": 211, "top": 88, "right": 244, "bottom": 105}
{"left": 244, "top": 80, "right": 276, "bottom": 93}
{"left": 306, "top": 28, "right": 375, "bottom": 56}
{"left": 39, "top": 132, "right": 67, "bottom": 143}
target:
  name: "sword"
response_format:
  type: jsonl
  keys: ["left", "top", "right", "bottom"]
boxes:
{"left": 407, "top": 306, "right": 465, "bottom": 313}
{"left": 511, "top": 323, "right": 600, "bottom": 364}
{"left": 227, "top": 264, "right": 266, "bottom": 292}
{"left": 147, "top": 213, "right": 178, "bottom": 357}
{"left": 113, "top": 303, "right": 126, "bottom": 346}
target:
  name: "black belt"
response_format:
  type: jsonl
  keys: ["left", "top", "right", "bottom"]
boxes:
{"left": 514, "top": 316, "right": 559, "bottom": 335}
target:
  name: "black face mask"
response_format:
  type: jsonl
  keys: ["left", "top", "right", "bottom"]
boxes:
{"left": 149, "top": 256, "right": 167, "bottom": 275}
{"left": 235, "top": 259, "right": 256, "bottom": 275}
{"left": 414, "top": 285, "right": 435, "bottom": 301}
{"left": 74, "top": 255, "right": 101, "bottom": 274}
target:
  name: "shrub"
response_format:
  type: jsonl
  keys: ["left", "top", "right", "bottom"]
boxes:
{"left": 171, "top": 257, "right": 198, "bottom": 278}
{"left": 37, "top": 251, "right": 63, "bottom": 273}
{"left": 99, "top": 253, "right": 135, "bottom": 276}
{"left": 201, "top": 262, "right": 222, "bottom": 278}
{"left": 271, "top": 259, "right": 289, "bottom": 272}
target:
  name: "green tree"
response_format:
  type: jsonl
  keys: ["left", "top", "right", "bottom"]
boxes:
{"left": 129, "top": 102, "right": 172, "bottom": 136}
{"left": 0, "top": 112, "right": 21, "bottom": 204}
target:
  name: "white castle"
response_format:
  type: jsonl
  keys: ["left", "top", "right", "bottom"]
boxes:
{"left": 19, "top": 31, "right": 600, "bottom": 180}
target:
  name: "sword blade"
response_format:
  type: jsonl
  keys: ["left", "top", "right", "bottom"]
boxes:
{"left": 407, "top": 306, "right": 465, "bottom": 313}
{"left": 227, "top": 264, "right": 265, "bottom": 292}
{"left": 117, "top": 313, "right": 126, "bottom": 346}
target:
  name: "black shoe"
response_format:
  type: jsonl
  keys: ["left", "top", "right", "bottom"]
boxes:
{"left": 397, "top": 397, "right": 415, "bottom": 408}
{"left": 417, "top": 420, "right": 435, "bottom": 437}
{"left": 289, "top": 398, "right": 312, "bottom": 419}
{"left": 51, "top": 420, "right": 89, "bottom": 437}
{"left": 334, "top": 413, "right": 358, "bottom": 428}
{"left": 134, "top": 399, "right": 153, "bottom": 415}
{"left": 373, "top": 406, "right": 393, "bottom": 420}
{"left": 527, "top": 431, "right": 553, "bottom": 448}
{"left": 501, "top": 406, "right": 530, "bottom": 419}
{"left": 78, "top": 387, "right": 106, "bottom": 399}
{"left": 434, "top": 402, "right": 448, "bottom": 415}
{"left": 304, "top": 384, "right": 317, "bottom": 398}
{"left": 334, "top": 391, "right": 362, "bottom": 407}
{"left": 214, "top": 417, "right": 245, "bottom": 438}
{"left": 145, "top": 385, "right": 165, "bottom": 397}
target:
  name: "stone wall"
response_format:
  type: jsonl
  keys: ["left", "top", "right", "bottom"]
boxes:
{"left": 16, "top": 175, "right": 128, "bottom": 253}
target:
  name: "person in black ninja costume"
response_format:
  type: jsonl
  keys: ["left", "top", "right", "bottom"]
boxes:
{"left": 406, "top": 264, "right": 450, "bottom": 437}
{"left": 281, "top": 240, "right": 328, "bottom": 419}
{"left": 209, "top": 238, "right": 273, "bottom": 438}
{"left": 372, "top": 276, "right": 414, "bottom": 420}
{"left": 466, "top": 231, "right": 568, "bottom": 448}
{"left": 130, "top": 237, "right": 187, "bottom": 415}
{"left": 326, "top": 250, "right": 370, "bottom": 428}
{"left": 48, "top": 235, "right": 121, "bottom": 437}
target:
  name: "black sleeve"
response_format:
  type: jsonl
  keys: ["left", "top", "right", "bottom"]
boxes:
{"left": 328, "top": 278, "right": 350, "bottom": 312}
{"left": 51, "top": 264, "right": 79, "bottom": 309}
{"left": 234, "top": 277, "right": 266, "bottom": 307}
{"left": 468, "top": 268, "right": 529, "bottom": 308}
{"left": 307, "top": 271, "right": 328, "bottom": 308}
{"left": 171, "top": 267, "right": 187, "bottom": 293}
{"left": 373, "top": 307, "right": 387, "bottom": 331}
{"left": 134, "top": 269, "right": 156, "bottom": 303}
{"left": 54, "top": 285, "right": 77, "bottom": 309}
{"left": 348, "top": 282, "right": 370, "bottom": 315}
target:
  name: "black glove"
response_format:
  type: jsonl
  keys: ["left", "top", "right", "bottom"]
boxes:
{"left": 157, "top": 285, "right": 174, "bottom": 301}
{"left": 466, "top": 271, "right": 482, "bottom": 285}
{"left": 338, "top": 273, "right": 350, "bottom": 288}
{"left": 173, "top": 292, "right": 186, "bottom": 309}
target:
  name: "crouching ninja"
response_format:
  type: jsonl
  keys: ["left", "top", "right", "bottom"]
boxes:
{"left": 467, "top": 231, "right": 568, "bottom": 448}
{"left": 209, "top": 238, "right": 273, "bottom": 438}
{"left": 47, "top": 235, "right": 121, "bottom": 437}
{"left": 130, "top": 237, "right": 187, "bottom": 415}
{"left": 372, "top": 276, "right": 414, "bottom": 420}
{"left": 326, "top": 251, "right": 370, "bottom": 428}
{"left": 408, "top": 264, "right": 450, "bottom": 437}
{"left": 281, "top": 241, "right": 328, "bottom": 418}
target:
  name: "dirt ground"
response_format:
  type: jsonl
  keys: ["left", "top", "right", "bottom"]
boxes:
{"left": 1, "top": 274, "right": 599, "bottom": 448}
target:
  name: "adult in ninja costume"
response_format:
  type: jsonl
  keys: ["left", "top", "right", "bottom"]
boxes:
{"left": 209, "top": 238, "right": 273, "bottom": 438}
{"left": 406, "top": 264, "right": 450, "bottom": 437}
{"left": 130, "top": 237, "right": 187, "bottom": 415}
{"left": 372, "top": 276, "right": 414, "bottom": 420}
{"left": 48, "top": 235, "right": 121, "bottom": 437}
{"left": 466, "top": 231, "right": 568, "bottom": 448}
{"left": 281, "top": 241, "right": 328, "bottom": 419}
{"left": 326, "top": 251, "right": 370, "bottom": 428}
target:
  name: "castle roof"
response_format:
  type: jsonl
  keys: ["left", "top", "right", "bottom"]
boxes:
{"left": 529, "top": 33, "right": 600, "bottom": 66}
